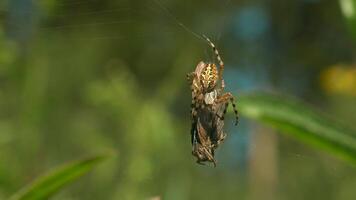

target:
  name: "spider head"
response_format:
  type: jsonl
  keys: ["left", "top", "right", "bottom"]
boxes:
{"left": 200, "top": 63, "right": 218, "bottom": 92}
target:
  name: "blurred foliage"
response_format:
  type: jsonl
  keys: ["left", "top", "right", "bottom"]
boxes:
{"left": 320, "top": 64, "right": 356, "bottom": 96}
{"left": 1, "top": 0, "right": 356, "bottom": 200}
{"left": 9, "top": 154, "right": 110, "bottom": 200}
{"left": 340, "top": 0, "right": 356, "bottom": 41}
{"left": 239, "top": 93, "right": 356, "bottom": 165}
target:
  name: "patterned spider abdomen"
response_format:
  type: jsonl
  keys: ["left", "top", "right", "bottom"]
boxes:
{"left": 200, "top": 63, "right": 218, "bottom": 92}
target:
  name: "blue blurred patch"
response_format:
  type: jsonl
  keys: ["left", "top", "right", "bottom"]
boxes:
{"left": 224, "top": 65, "right": 271, "bottom": 92}
{"left": 8, "top": 0, "right": 36, "bottom": 42}
{"left": 234, "top": 6, "right": 270, "bottom": 41}
{"left": 215, "top": 65, "right": 271, "bottom": 169}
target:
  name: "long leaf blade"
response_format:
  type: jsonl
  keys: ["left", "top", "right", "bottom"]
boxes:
{"left": 9, "top": 154, "right": 110, "bottom": 200}
{"left": 238, "top": 93, "right": 356, "bottom": 165}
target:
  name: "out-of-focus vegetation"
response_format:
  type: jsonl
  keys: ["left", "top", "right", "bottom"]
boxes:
{"left": 9, "top": 154, "right": 110, "bottom": 200}
{"left": 239, "top": 94, "right": 356, "bottom": 165}
{"left": 1, "top": 0, "right": 356, "bottom": 200}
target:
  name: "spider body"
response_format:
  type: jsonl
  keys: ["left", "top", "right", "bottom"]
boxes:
{"left": 187, "top": 36, "right": 239, "bottom": 166}
{"left": 200, "top": 63, "right": 219, "bottom": 93}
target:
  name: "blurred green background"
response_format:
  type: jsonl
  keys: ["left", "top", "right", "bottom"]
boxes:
{"left": 1, "top": 0, "right": 356, "bottom": 199}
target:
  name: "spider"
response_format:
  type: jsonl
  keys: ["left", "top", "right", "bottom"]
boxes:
{"left": 187, "top": 36, "right": 239, "bottom": 166}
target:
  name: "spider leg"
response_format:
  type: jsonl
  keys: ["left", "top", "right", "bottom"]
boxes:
{"left": 215, "top": 92, "right": 239, "bottom": 125}
{"left": 221, "top": 79, "right": 225, "bottom": 90}
{"left": 202, "top": 35, "right": 225, "bottom": 87}
{"left": 189, "top": 78, "right": 201, "bottom": 120}
{"left": 189, "top": 87, "right": 204, "bottom": 147}
{"left": 186, "top": 72, "right": 196, "bottom": 84}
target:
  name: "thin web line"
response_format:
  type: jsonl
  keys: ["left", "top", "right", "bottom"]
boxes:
{"left": 151, "top": 0, "right": 205, "bottom": 42}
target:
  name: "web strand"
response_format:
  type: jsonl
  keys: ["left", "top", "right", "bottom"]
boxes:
{"left": 151, "top": 0, "right": 205, "bottom": 42}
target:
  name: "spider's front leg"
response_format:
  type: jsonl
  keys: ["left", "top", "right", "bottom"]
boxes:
{"left": 186, "top": 72, "right": 198, "bottom": 85}
{"left": 221, "top": 79, "right": 225, "bottom": 90}
{"left": 187, "top": 72, "right": 200, "bottom": 117}
{"left": 215, "top": 92, "right": 239, "bottom": 125}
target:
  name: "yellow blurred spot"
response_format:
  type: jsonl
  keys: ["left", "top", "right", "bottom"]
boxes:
{"left": 320, "top": 64, "right": 356, "bottom": 96}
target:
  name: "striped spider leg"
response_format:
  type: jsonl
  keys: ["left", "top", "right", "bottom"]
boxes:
{"left": 202, "top": 35, "right": 239, "bottom": 126}
{"left": 215, "top": 92, "right": 239, "bottom": 126}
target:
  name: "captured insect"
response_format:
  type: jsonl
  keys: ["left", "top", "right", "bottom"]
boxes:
{"left": 187, "top": 36, "right": 238, "bottom": 167}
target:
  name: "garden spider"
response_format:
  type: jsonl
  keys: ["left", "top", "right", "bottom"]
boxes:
{"left": 187, "top": 36, "right": 238, "bottom": 166}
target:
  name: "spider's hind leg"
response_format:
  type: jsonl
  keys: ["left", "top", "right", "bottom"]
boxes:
{"left": 215, "top": 92, "right": 239, "bottom": 126}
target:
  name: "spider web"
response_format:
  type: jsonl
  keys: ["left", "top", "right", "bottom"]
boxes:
{"left": 2, "top": 0, "right": 223, "bottom": 42}
{"left": 2, "top": 0, "right": 342, "bottom": 169}
{"left": 1, "top": 0, "right": 235, "bottom": 55}
{"left": 1, "top": 0, "right": 351, "bottom": 198}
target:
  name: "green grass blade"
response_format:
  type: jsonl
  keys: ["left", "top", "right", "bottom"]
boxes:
{"left": 9, "top": 154, "right": 111, "bottom": 200}
{"left": 238, "top": 93, "right": 356, "bottom": 165}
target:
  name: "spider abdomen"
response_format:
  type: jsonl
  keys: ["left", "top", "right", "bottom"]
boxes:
{"left": 200, "top": 63, "right": 218, "bottom": 92}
